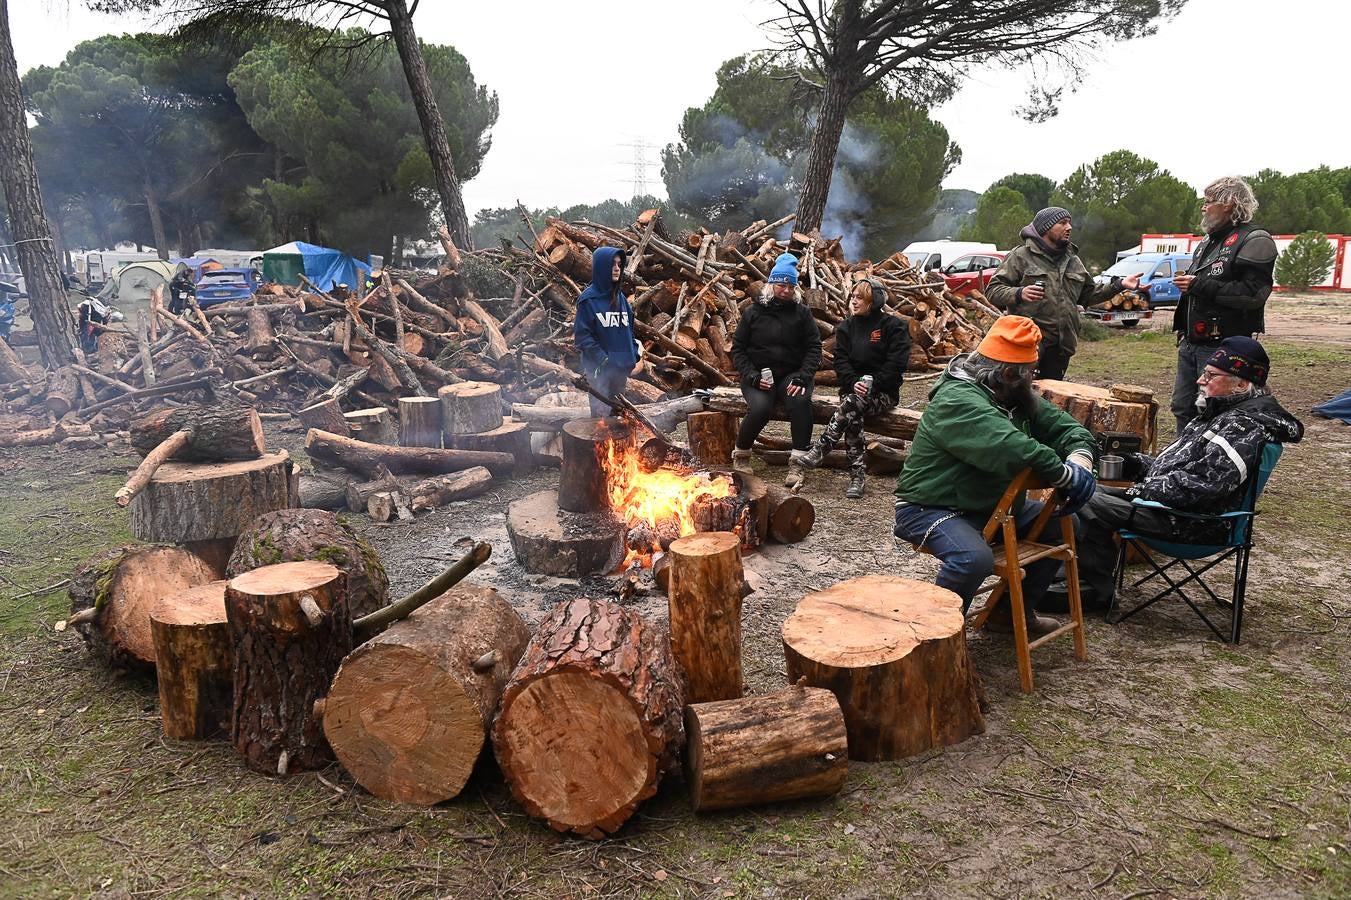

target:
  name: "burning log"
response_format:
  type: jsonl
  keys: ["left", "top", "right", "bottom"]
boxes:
{"left": 668, "top": 531, "right": 744, "bottom": 703}
{"left": 492, "top": 597, "right": 684, "bottom": 839}
{"left": 782, "top": 575, "right": 985, "bottom": 761}
{"left": 322, "top": 584, "right": 530, "bottom": 805}
{"left": 685, "top": 685, "right": 848, "bottom": 812}
{"left": 68, "top": 544, "right": 218, "bottom": 670}
{"left": 558, "top": 417, "right": 628, "bottom": 513}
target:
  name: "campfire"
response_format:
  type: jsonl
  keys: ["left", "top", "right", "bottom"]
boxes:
{"left": 597, "top": 430, "right": 752, "bottom": 568}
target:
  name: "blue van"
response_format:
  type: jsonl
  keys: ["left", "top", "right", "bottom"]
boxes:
{"left": 1095, "top": 252, "right": 1194, "bottom": 308}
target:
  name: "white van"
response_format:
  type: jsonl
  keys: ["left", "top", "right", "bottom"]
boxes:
{"left": 75, "top": 250, "right": 163, "bottom": 289}
{"left": 901, "top": 240, "right": 997, "bottom": 273}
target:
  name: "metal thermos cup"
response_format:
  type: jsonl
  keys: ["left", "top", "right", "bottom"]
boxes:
{"left": 761, "top": 368, "right": 774, "bottom": 387}
{"left": 1098, "top": 455, "right": 1124, "bottom": 480}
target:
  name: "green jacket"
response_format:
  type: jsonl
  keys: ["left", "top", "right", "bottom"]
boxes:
{"left": 985, "top": 231, "right": 1121, "bottom": 356}
{"left": 895, "top": 359, "right": 1097, "bottom": 515}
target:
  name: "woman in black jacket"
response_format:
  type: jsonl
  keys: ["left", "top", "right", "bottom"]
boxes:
{"left": 729, "top": 252, "right": 822, "bottom": 489}
{"left": 801, "top": 278, "right": 910, "bottom": 498}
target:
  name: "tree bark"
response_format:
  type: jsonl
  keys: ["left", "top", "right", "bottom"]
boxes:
{"left": 384, "top": 0, "right": 472, "bottom": 249}
{"left": 130, "top": 451, "right": 292, "bottom": 546}
{"left": 304, "top": 428, "right": 515, "bottom": 478}
{"left": 151, "top": 581, "right": 232, "bottom": 739}
{"left": 492, "top": 597, "right": 685, "bottom": 839}
{"left": 398, "top": 396, "right": 442, "bottom": 448}
{"left": 143, "top": 175, "right": 170, "bottom": 260}
{"left": 668, "top": 531, "right": 744, "bottom": 703}
{"left": 323, "top": 584, "right": 530, "bottom": 805}
{"left": 0, "top": 0, "right": 75, "bottom": 368}
{"left": 795, "top": 73, "right": 854, "bottom": 234}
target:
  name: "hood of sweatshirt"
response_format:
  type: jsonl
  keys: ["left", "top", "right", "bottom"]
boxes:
{"left": 581, "top": 246, "right": 626, "bottom": 303}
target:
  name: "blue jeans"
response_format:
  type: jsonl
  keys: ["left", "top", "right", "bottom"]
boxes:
{"left": 1172, "top": 340, "right": 1213, "bottom": 432}
{"left": 894, "top": 501, "right": 1076, "bottom": 611}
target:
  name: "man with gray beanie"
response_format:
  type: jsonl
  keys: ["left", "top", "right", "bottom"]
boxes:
{"left": 986, "top": 207, "right": 1141, "bottom": 380}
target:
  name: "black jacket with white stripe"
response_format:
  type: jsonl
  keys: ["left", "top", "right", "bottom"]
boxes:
{"left": 1127, "top": 391, "right": 1303, "bottom": 513}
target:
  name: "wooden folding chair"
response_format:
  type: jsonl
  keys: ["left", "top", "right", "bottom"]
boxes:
{"left": 912, "top": 468, "right": 1087, "bottom": 693}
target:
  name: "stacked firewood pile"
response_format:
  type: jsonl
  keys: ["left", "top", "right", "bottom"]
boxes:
{"left": 486, "top": 209, "right": 1001, "bottom": 391}
{"left": 1090, "top": 289, "right": 1150, "bottom": 311}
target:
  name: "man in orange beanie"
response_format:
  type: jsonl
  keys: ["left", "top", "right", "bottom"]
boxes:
{"left": 893, "top": 316, "right": 1099, "bottom": 635}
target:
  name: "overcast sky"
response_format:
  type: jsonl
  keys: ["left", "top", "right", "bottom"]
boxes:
{"left": 12, "top": 0, "right": 1341, "bottom": 218}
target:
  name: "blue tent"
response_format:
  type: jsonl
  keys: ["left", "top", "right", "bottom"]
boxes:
{"left": 262, "top": 241, "right": 372, "bottom": 292}
{"left": 1313, "top": 387, "right": 1351, "bottom": 424}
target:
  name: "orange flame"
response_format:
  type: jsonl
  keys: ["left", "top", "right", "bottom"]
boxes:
{"left": 599, "top": 437, "right": 733, "bottom": 565}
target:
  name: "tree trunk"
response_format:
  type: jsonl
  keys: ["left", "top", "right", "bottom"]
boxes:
{"left": 558, "top": 417, "right": 629, "bottom": 513}
{"left": 129, "top": 405, "right": 266, "bottom": 461}
{"left": 794, "top": 73, "right": 853, "bottom": 235}
{"left": 143, "top": 176, "right": 170, "bottom": 261}
{"left": 782, "top": 575, "right": 985, "bottom": 761}
{"left": 322, "top": 584, "right": 530, "bottom": 805}
{"left": 304, "top": 428, "right": 516, "bottom": 478}
{"left": 686, "top": 410, "right": 739, "bottom": 469}
{"left": 226, "top": 561, "right": 352, "bottom": 775}
{"left": 151, "top": 581, "right": 232, "bottom": 739}
{"left": 685, "top": 685, "right": 848, "bottom": 812}
{"left": 384, "top": 0, "right": 472, "bottom": 249}
{"left": 225, "top": 508, "right": 390, "bottom": 618}
{"left": 297, "top": 398, "right": 350, "bottom": 436}
{"left": 0, "top": 0, "right": 75, "bottom": 368}
{"left": 492, "top": 597, "right": 685, "bottom": 838}
{"left": 438, "top": 381, "right": 502, "bottom": 435}
{"left": 129, "top": 451, "right": 293, "bottom": 546}
{"left": 68, "top": 544, "right": 217, "bottom": 670}
{"left": 398, "top": 396, "right": 442, "bottom": 448}
{"left": 668, "top": 531, "right": 744, "bottom": 703}
{"left": 506, "top": 489, "right": 625, "bottom": 577}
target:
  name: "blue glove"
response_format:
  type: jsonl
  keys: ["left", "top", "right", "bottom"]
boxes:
{"left": 1056, "top": 462, "right": 1097, "bottom": 515}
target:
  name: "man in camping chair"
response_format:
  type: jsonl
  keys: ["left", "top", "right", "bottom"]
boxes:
{"left": 1056, "top": 337, "right": 1303, "bottom": 610}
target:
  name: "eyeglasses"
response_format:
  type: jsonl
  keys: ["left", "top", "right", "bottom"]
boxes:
{"left": 1197, "top": 369, "right": 1232, "bottom": 383}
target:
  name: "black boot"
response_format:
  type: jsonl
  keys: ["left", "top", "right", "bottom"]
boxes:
{"left": 845, "top": 468, "right": 866, "bottom": 499}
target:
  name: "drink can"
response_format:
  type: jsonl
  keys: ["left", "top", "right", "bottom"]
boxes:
{"left": 860, "top": 375, "right": 874, "bottom": 394}
{"left": 761, "top": 368, "right": 774, "bottom": 386}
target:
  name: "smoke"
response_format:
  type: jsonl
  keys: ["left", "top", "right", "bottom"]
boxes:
{"left": 820, "top": 122, "right": 880, "bottom": 258}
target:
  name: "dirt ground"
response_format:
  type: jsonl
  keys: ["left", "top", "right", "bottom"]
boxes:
{"left": 1, "top": 301, "right": 1348, "bottom": 899}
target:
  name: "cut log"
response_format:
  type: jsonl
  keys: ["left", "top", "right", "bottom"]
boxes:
{"left": 129, "top": 405, "right": 266, "bottom": 461}
{"left": 398, "top": 396, "right": 442, "bottom": 448}
{"left": 492, "top": 597, "right": 685, "bottom": 838}
{"left": 558, "top": 417, "right": 629, "bottom": 513}
{"left": 408, "top": 466, "right": 494, "bottom": 511}
{"left": 44, "top": 366, "right": 79, "bottom": 418}
{"left": 686, "top": 410, "right": 739, "bottom": 468}
{"left": 304, "top": 429, "right": 515, "bottom": 478}
{"left": 225, "top": 508, "right": 390, "bottom": 618}
{"left": 245, "top": 307, "right": 275, "bottom": 353}
{"left": 344, "top": 407, "right": 396, "bottom": 445}
{"left": 1036, "top": 379, "right": 1156, "bottom": 449}
{"left": 443, "top": 419, "right": 533, "bottom": 474}
{"left": 130, "top": 452, "right": 293, "bottom": 550}
{"left": 668, "top": 531, "right": 744, "bottom": 704}
{"left": 151, "top": 581, "right": 232, "bottom": 739}
{"left": 322, "top": 584, "right": 530, "bottom": 805}
{"left": 703, "top": 386, "right": 920, "bottom": 441}
{"left": 226, "top": 561, "right": 352, "bottom": 774}
{"left": 297, "top": 398, "right": 350, "bottom": 437}
{"left": 438, "top": 381, "right": 503, "bottom": 435}
{"left": 0, "top": 335, "right": 28, "bottom": 384}
{"left": 782, "top": 575, "right": 985, "bottom": 761}
{"left": 511, "top": 394, "right": 702, "bottom": 434}
{"left": 345, "top": 471, "right": 412, "bottom": 513}
{"left": 1109, "top": 383, "right": 1155, "bottom": 404}
{"left": 764, "top": 483, "right": 816, "bottom": 544}
{"left": 68, "top": 545, "right": 217, "bottom": 670}
{"left": 297, "top": 472, "right": 349, "bottom": 511}
{"left": 367, "top": 490, "right": 412, "bottom": 523}
{"left": 506, "top": 489, "right": 624, "bottom": 577}
{"left": 685, "top": 685, "right": 848, "bottom": 812}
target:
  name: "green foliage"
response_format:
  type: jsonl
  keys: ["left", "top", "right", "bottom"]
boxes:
{"left": 988, "top": 173, "right": 1055, "bottom": 213}
{"left": 1274, "top": 231, "right": 1336, "bottom": 290}
{"left": 662, "top": 54, "right": 960, "bottom": 258}
{"left": 470, "top": 197, "right": 695, "bottom": 254}
{"left": 958, "top": 186, "right": 1030, "bottom": 244}
{"left": 1249, "top": 168, "right": 1351, "bottom": 235}
{"left": 912, "top": 189, "right": 979, "bottom": 241}
{"left": 1051, "top": 150, "right": 1198, "bottom": 267}
{"left": 228, "top": 30, "right": 496, "bottom": 258}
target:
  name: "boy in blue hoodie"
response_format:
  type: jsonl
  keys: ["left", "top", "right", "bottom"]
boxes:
{"left": 573, "top": 246, "right": 642, "bottom": 416}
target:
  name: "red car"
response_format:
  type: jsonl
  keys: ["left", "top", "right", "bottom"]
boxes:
{"left": 942, "top": 252, "right": 1006, "bottom": 295}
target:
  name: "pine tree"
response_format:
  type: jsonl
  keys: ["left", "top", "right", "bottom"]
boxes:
{"left": 1274, "top": 232, "right": 1336, "bottom": 291}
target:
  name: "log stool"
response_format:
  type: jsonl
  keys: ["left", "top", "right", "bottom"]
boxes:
{"left": 668, "top": 531, "right": 744, "bottom": 703}
{"left": 782, "top": 575, "right": 985, "bottom": 761}
{"left": 151, "top": 580, "right": 232, "bottom": 739}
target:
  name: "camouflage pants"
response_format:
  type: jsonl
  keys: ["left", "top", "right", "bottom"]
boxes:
{"left": 816, "top": 390, "right": 897, "bottom": 473}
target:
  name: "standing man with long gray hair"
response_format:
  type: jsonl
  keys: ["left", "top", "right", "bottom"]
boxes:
{"left": 1171, "top": 176, "right": 1277, "bottom": 431}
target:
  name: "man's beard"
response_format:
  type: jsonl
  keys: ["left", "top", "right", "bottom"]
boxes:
{"left": 1201, "top": 210, "right": 1228, "bottom": 234}
{"left": 1195, "top": 391, "right": 1210, "bottom": 415}
{"left": 993, "top": 377, "right": 1041, "bottom": 420}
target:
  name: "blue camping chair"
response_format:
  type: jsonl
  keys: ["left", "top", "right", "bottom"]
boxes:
{"left": 1108, "top": 442, "right": 1283, "bottom": 643}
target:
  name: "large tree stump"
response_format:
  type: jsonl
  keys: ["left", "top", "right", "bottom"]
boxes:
{"left": 764, "top": 483, "right": 815, "bottom": 544}
{"left": 130, "top": 405, "right": 266, "bottom": 461}
{"left": 668, "top": 532, "right": 744, "bottom": 704}
{"left": 1036, "top": 379, "right": 1156, "bottom": 450}
{"left": 443, "top": 419, "right": 534, "bottom": 474}
{"left": 492, "top": 598, "right": 685, "bottom": 839}
{"left": 686, "top": 411, "right": 739, "bottom": 468}
{"left": 151, "top": 581, "right": 232, "bottom": 739}
{"left": 685, "top": 685, "right": 848, "bottom": 812}
{"left": 398, "top": 396, "right": 442, "bottom": 448}
{"left": 130, "top": 451, "right": 292, "bottom": 576}
{"left": 782, "top": 575, "right": 985, "bottom": 761}
{"left": 225, "top": 509, "right": 390, "bottom": 618}
{"left": 558, "top": 417, "right": 629, "bottom": 513}
{"left": 226, "top": 561, "right": 352, "bottom": 775}
{"left": 322, "top": 584, "right": 530, "bottom": 805}
{"left": 68, "top": 545, "right": 217, "bottom": 670}
{"left": 438, "top": 381, "right": 502, "bottom": 435}
{"left": 506, "top": 490, "right": 624, "bottom": 576}
{"left": 344, "top": 407, "right": 396, "bottom": 445}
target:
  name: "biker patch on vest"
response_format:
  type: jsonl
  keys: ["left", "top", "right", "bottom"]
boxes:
{"left": 1224, "top": 232, "right": 1239, "bottom": 247}
{"left": 870, "top": 329, "right": 882, "bottom": 342}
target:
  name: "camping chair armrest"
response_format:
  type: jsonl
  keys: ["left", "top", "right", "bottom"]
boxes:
{"left": 1129, "top": 499, "right": 1254, "bottom": 522}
